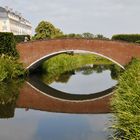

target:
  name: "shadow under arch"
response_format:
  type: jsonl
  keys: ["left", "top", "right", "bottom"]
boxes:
{"left": 27, "top": 50, "right": 125, "bottom": 72}
{"left": 27, "top": 73, "right": 115, "bottom": 101}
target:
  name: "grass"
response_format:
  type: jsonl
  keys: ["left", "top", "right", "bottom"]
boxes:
{"left": 42, "top": 53, "right": 112, "bottom": 75}
{"left": 41, "top": 53, "right": 113, "bottom": 84}
{"left": 111, "top": 58, "right": 140, "bottom": 140}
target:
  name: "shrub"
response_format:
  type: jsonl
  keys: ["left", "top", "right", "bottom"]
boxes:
{"left": 0, "top": 32, "right": 18, "bottom": 57}
{"left": 135, "top": 40, "right": 140, "bottom": 44}
{"left": 112, "top": 34, "right": 140, "bottom": 43}
{"left": 111, "top": 58, "right": 140, "bottom": 139}
{"left": 14, "top": 35, "right": 30, "bottom": 43}
{"left": 0, "top": 55, "right": 25, "bottom": 81}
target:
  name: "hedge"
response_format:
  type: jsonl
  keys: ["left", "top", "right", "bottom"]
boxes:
{"left": 135, "top": 40, "right": 140, "bottom": 44}
{"left": 112, "top": 34, "right": 140, "bottom": 43}
{"left": 14, "top": 35, "right": 30, "bottom": 43}
{"left": 0, "top": 32, "right": 18, "bottom": 57}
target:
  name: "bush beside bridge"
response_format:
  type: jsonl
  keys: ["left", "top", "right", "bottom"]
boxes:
{"left": 0, "top": 32, "right": 18, "bottom": 57}
{"left": 14, "top": 35, "right": 30, "bottom": 43}
{"left": 112, "top": 34, "right": 140, "bottom": 43}
{"left": 0, "top": 32, "right": 25, "bottom": 81}
{"left": 0, "top": 55, "right": 25, "bottom": 82}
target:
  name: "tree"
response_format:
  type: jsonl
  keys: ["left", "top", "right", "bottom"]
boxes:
{"left": 33, "top": 21, "right": 63, "bottom": 40}
{"left": 82, "top": 32, "right": 94, "bottom": 39}
{"left": 95, "top": 34, "right": 104, "bottom": 39}
{"left": 94, "top": 34, "right": 109, "bottom": 40}
{"left": 66, "top": 33, "right": 82, "bottom": 38}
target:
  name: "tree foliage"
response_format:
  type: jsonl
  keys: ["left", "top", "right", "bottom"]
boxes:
{"left": 33, "top": 20, "right": 109, "bottom": 40}
{"left": 82, "top": 32, "right": 94, "bottom": 39}
{"left": 33, "top": 21, "right": 63, "bottom": 40}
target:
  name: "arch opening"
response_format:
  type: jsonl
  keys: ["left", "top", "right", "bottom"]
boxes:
{"left": 27, "top": 50, "right": 125, "bottom": 71}
{"left": 27, "top": 49, "right": 123, "bottom": 101}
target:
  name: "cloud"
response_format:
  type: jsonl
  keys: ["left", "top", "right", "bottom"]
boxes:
{"left": 1, "top": 0, "right": 140, "bottom": 37}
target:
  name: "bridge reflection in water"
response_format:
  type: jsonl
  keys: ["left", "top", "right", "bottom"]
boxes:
{"left": 16, "top": 82, "right": 113, "bottom": 114}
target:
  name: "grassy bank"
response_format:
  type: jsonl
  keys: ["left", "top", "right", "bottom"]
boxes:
{"left": 42, "top": 53, "right": 112, "bottom": 75}
{"left": 111, "top": 58, "right": 140, "bottom": 139}
{"left": 41, "top": 53, "right": 120, "bottom": 84}
{"left": 0, "top": 55, "right": 25, "bottom": 82}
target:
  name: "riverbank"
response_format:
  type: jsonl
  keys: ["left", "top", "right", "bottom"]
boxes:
{"left": 41, "top": 53, "right": 115, "bottom": 84}
{"left": 111, "top": 58, "right": 140, "bottom": 139}
{"left": 42, "top": 53, "right": 112, "bottom": 75}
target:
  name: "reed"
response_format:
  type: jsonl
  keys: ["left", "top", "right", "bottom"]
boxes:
{"left": 111, "top": 58, "right": 140, "bottom": 140}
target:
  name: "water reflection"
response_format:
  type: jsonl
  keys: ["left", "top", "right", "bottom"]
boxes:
{"left": 0, "top": 78, "right": 113, "bottom": 140}
{"left": 0, "top": 64, "right": 122, "bottom": 140}
{"left": 17, "top": 82, "right": 112, "bottom": 114}
{"left": 27, "top": 64, "right": 121, "bottom": 100}
{"left": 0, "top": 109, "right": 112, "bottom": 140}
{"left": 0, "top": 80, "right": 24, "bottom": 118}
{"left": 41, "top": 64, "right": 120, "bottom": 94}
{"left": 41, "top": 64, "right": 121, "bottom": 84}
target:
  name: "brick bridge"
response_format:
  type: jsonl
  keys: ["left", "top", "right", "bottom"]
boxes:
{"left": 17, "top": 39, "right": 140, "bottom": 69}
{"left": 15, "top": 39, "right": 140, "bottom": 114}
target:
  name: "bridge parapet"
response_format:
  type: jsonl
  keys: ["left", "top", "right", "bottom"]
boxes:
{"left": 16, "top": 39, "right": 140, "bottom": 68}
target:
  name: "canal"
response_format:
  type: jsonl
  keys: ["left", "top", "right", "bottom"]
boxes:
{"left": 0, "top": 54, "right": 123, "bottom": 140}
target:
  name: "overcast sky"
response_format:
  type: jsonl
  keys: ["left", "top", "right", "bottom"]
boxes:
{"left": 1, "top": 0, "right": 140, "bottom": 37}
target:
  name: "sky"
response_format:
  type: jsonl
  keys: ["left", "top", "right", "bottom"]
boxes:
{"left": 1, "top": 0, "right": 140, "bottom": 37}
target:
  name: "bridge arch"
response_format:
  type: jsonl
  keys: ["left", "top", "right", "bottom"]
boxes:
{"left": 27, "top": 50, "right": 125, "bottom": 70}
{"left": 17, "top": 39, "right": 140, "bottom": 69}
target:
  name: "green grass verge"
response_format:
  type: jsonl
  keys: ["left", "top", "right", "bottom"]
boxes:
{"left": 111, "top": 58, "right": 140, "bottom": 140}
{"left": 42, "top": 53, "right": 112, "bottom": 75}
{"left": 41, "top": 53, "right": 113, "bottom": 84}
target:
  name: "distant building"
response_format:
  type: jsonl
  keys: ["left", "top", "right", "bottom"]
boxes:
{"left": 0, "top": 6, "right": 32, "bottom": 35}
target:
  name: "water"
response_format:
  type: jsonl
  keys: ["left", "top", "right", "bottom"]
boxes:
{"left": 0, "top": 64, "right": 121, "bottom": 140}
{"left": 41, "top": 64, "right": 118, "bottom": 95}
{"left": 0, "top": 109, "right": 112, "bottom": 140}
{"left": 48, "top": 69, "right": 117, "bottom": 94}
